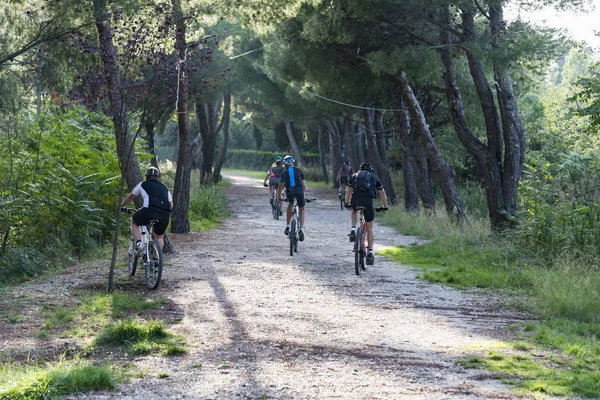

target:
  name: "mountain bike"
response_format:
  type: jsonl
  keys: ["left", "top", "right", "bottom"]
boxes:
{"left": 284, "top": 198, "right": 316, "bottom": 256}
{"left": 122, "top": 208, "right": 163, "bottom": 290}
{"left": 338, "top": 183, "right": 347, "bottom": 210}
{"left": 348, "top": 206, "right": 386, "bottom": 275}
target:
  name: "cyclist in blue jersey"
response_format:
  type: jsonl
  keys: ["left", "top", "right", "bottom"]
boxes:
{"left": 120, "top": 167, "right": 173, "bottom": 251}
{"left": 277, "top": 155, "right": 308, "bottom": 241}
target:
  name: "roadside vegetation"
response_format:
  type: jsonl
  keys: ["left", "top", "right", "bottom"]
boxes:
{"left": 379, "top": 183, "right": 600, "bottom": 397}
{"left": 0, "top": 291, "right": 185, "bottom": 398}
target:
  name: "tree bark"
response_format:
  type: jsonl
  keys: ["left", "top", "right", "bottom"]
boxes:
{"left": 93, "top": 0, "right": 141, "bottom": 190}
{"left": 317, "top": 125, "right": 329, "bottom": 185}
{"left": 326, "top": 118, "right": 343, "bottom": 188}
{"left": 285, "top": 120, "right": 304, "bottom": 166}
{"left": 363, "top": 109, "right": 397, "bottom": 205}
{"left": 396, "top": 105, "right": 420, "bottom": 213}
{"left": 397, "top": 71, "right": 464, "bottom": 220}
{"left": 170, "top": 0, "right": 192, "bottom": 233}
{"left": 344, "top": 113, "right": 359, "bottom": 170}
{"left": 489, "top": 2, "right": 525, "bottom": 221}
{"left": 213, "top": 92, "right": 231, "bottom": 183}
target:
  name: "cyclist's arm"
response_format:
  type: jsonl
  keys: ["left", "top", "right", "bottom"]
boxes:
{"left": 169, "top": 201, "right": 174, "bottom": 210}
{"left": 263, "top": 172, "right": 270, "bottom": 185}
{"left": 378, "top": 188, "right": 389, "bottom": 208}
{"left": 301, "top": 179, "right": 307, "bottom": 191}
{"left": 344, "top": 187, "right": 353, "bottom": 205}
{"left": 121, "top": 192, "right": 137, "bottom": 208}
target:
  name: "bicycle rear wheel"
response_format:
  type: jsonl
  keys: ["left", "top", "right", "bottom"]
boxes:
{"left": 360, "top": 226, "right": 367, "bottom": 271}
{"left": 145, "top": 241, "right": 163, "bottom": 290}
{"left": 354, "top": 227, "right": 362, "bottom": 275}
{"left": 340, "top": 187, "right": 345, "bottom": 209}
{"left": 274, "top": 197, "right": 280, "bottom": 220}
{"left": 289, "top": 219, "right": 296, "bottom": 256}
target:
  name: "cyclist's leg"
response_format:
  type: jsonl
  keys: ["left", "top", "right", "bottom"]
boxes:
{"left": 365, "top": 221, "right": 375, "bottom": 249}
{"left": 132, "top": 208, "right": 152, "bottom": 243}
{"left": 130, "top": 219, "right": 142, "bottom": 242}
{"left": 151, "top": 211, "right": 170, "bottom": 251}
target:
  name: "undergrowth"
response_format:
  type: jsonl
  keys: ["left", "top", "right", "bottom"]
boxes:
{"left": 379, "top": 206, "right": 600, "bottom": 397}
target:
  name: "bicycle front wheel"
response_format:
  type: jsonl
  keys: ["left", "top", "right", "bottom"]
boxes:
{"left": 128, "top": 252, "right": 139, "bottom": 276}
{"left": 145, "top": 241, "right": 163, "bottom": 290}
{"left": 340, "top": 188, "right": 345, "bottom": 210}
{"left": 274, "top": 198, "right": 280, "bottom": 220}
{"left": 354, "top": 227, "right": 362, "bottom": 275}
{"left": 360, "top": 227, "right": 367, "bottom": 271}
{"left": 289, "top": 219, "right": 296, "bottom": 256}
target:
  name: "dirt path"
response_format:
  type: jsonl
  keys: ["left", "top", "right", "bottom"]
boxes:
{"left": 3, "top": 173, "right": 532, "bottom": 399}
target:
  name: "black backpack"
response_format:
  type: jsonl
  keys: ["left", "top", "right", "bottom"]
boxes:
{"left": 353, "top": 170, "right": 373, "bottom": 194}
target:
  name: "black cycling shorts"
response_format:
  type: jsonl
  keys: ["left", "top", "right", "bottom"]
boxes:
{"left": 339, "top": 175, "right": 349, "bottom": 185}
{"left": 269, "top": 177, "right": 280, "bottom": 187}
{"left": 350, "top": 195, "right": 375, "bottom": 222}
{"left": 285, "top": 187, "right": 305, "bottom": 208}
{"left": 132, "top": 207, "right": 170, "bottom": 235}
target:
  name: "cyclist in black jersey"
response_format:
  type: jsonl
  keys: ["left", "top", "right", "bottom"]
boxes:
{"left": 120, "top": 167, "right": 173, "bottom": 251}
{"left": 344, "top": 163, "right": 388, "bottom": 265}
{"left": 263, "top": 156, "right": 284, "bottom": 204}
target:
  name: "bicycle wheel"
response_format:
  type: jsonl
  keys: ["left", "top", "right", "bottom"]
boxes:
{"left": 360, "top": 226, "right": 367, "bottom": 271}
{"left": 340, "top": 187, "right": 345, "bottom": 210}
{"left": 289, "top": 219, "right": 296, "bottom": 256}
{"left": 145, "top": 241, "right": 163, "bottom": 290}
{"left": 354, "top": 226, "right": 362, "bottom": 275}
{"left": 274, "top": 197, "right": 280, "bottom": 220}
{"left": 128, "top": 252, "right": 139, "bottom": 276}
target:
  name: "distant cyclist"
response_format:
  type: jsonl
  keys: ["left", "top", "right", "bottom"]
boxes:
{"left": 263, "top": 156, "right": 284, "bottom": 205}
{"left": 278, "top": 155, "right": 308, "bottom": 241}
{"left": 336, "top": 160, "right": 353, "bottom": 197}
{"left": 120, "top": 167, "right": 173, "bottom": 252}
{"left": 344, "top": 163, "right": 388, "bottom": 265}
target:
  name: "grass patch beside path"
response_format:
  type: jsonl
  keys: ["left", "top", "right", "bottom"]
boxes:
{"left": 378, "top": 206, "right": 600, "bottom": 398}
{"left": 0, "top": 360, "right": 121, "bottom": 399}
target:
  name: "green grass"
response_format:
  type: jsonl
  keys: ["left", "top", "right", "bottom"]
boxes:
{"left": 38, "top": 293, "right": 168, "bottom": 339}
{"left": 0, "top": 359, "right": 120, "bottom": 399}
{"left": 94, "top": 319, "right": 186, "bottom": 356}
{"left": 188, "top": 179, "right": 230, "bottom": 232}
{"left": 378, "top": 205, "right": 600, "bottom": 397}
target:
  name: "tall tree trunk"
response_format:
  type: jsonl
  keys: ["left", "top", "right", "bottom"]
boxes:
{"left": 144, "top": 120, "right": 158, "bottom": 167}
{"left": 357, "top": 128, "right": 366, "bottom": 164}
{"left": 363, "top": 109, "right": 397, "bottom": 205}
{"left": 489, "top": 2, "right": 525, "bottom": 221}
{"left": 326, "top": 118, "right": 343, "bottom": 188}
{"left": 197, "top": 100, "right": 222, "bottom": 184}
{"left": 396, "top": 105, "right": 420, "bottom": 213}
{"left": 397, "top": 71, "right": 464, "bottom": 220}
{"left": 344, "top": 113, "right": 359, "bottom": 170}
{"left": 415, "top": 133, "right": 436, "bottom": 212}
{"left": 93, "top": 0, "right": 141, "bottom": 190}
{"left": 317, "top": 125, "right": 329, "bottom": 185}
{"left": 285, "top": 120, "right": 304, "bottom": 166}
{"left": 439, "top": 6, "right": 508, "bottom": 229}
{"left": 213, "top": 92, "right": 231, "bottom": 183}
{"left": 170, "top": 0, "right": 191, "bottom": 233}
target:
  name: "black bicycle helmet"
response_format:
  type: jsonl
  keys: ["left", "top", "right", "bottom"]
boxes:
{"left": 145, "top": 166, "right": 160, "bottom": 179}
{"left": 283, "top": 155, "right": 295, "bottom": 165}
{"left": 359, "top": 162, "right": 374, "bottom": 172}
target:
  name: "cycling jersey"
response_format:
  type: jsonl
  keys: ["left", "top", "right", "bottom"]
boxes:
{"left": 131, "top": 180, "right": 173, "bottom": 213}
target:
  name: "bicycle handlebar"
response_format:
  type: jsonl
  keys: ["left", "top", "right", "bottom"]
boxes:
{"left": 345, "top": 205, "right": 388, "bottom": 212}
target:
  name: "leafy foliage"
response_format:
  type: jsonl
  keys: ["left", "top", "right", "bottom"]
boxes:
{"left": 0, "top": 109, "right": 120, "bottom": 283}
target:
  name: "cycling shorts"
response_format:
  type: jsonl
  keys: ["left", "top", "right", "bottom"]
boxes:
{"left": 339, "top": 175, "right": 349, "bottom": 185}
{"left": 285, "top": 187, "right": 305, "bottom": 208}
{"left": 269, "top": 177, "right": 280, "bottom": 187}
{"left": 350, "top": 194, "right": 375, "bottom": 222}
{"left": 132, "top": 207, "right": 170, "bottom": 235}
